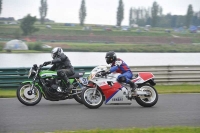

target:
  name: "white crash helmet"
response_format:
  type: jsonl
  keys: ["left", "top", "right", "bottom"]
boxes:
{"left": 51, "top": 47, "right": 63, "bottom": 59}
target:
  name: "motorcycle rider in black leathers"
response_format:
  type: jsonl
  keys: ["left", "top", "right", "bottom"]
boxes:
{"left": 43, "top": 47, "right": 75, "bottom": 92}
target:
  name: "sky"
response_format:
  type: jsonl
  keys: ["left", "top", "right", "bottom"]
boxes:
{"left": 1, "top": 0, "right": 200, "bottom": 25}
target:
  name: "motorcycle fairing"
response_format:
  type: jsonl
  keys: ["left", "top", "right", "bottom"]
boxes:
{"left": 132, "top": 72, "right": 154, "bottom": 84}
{"left": 106, "top": 87, "right": 132, "bottom": 104}
{"left": 99, "top": 82, "right": 131, "bottom": 104}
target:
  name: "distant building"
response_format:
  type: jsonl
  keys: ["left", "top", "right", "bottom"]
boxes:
{"left": 43, "top": 18, "right": 55, "bottom": 23}
{"left": 189, "top": 25, "right": 198, "bottom": 33}
{"left": 0, "top": 17, "right": 15, "bottom": 21}
{"left": 64, "top": 23, "right": 75, "bottom": 26}
{"left": 46, "top": 25, "right": 52, "bottom": 29}
{"left": 0, "top": 17, "right": 17, "bottom": 25}
{"left": 83, "top": 26, "right": 92, "bottom": 31}
{"left": 4, "top": 40, "right": 28, "bottom": 50}
{"left": 16, "top": 18, "right": 55, "bottom": 23}
{"left": 131, "top": 24, "right": 139, "bottom": 28}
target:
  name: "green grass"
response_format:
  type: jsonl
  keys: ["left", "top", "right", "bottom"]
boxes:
{"left": 62, "top": 42, "right": 200, "bottom": 52}
{"left": 2, "top": 41, "right": 200, "bottom": 53}
{"left": 1, "top": 23, "right": 200, "bottom": 38}
{"left": 0, "top": 26, "right": 172, "bottom": 37}
{"left": 156, "top": 84, "right": 200, "bottom": 93}
{"left": 47, "top": 126, "right": 200, "bottom": 133}
{"left": 0, "top": 89, "right": 16, "bottom": 98}
{"left": 1, "top": 85, "right": 200, "bottom": 98}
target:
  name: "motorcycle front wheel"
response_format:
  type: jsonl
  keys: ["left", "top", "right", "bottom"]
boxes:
{"left": 135, "top": 84, "right": 158, "bottom": 107}
{"left": 17, "top": 83, "right": 42, "bottom": 106}
{"left": 81, "top": 87, "right": 104, "bottom": 109}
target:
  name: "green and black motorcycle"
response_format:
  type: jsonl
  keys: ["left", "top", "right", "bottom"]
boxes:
{"left": 17, "top": 64, "right": 88, "bottom": 106}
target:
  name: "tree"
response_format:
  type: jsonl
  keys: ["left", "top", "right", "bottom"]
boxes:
{"left": 176, "top": 15, "right": 185, "bottom": 27}
{"left": 79, "top": 0, "right": 86, "bottom": 26}
{"left": 116, "top": 0, "right": 124, "bottom": 26}
{"left": 20, "top": 14, "right": 39, "bottom": 36}
{"left": 159, "top": 7, "right": 163, "bottom": 16}
{"left": 186, "top": 4, "right": 194, "bottom": 27}
{"left": 131, "top": 7, "right": 151, "bottom": 26}
{"left": 171, "top": 15, "right": 177, "bottom": 28}
{"left": 151, "top": 1, "right": 159, "bottom": 27}
{"left": 157, "top": 13, "right": 171, "bottom": 28}
{"left": 39, "top": 0, "right": 48, "bottom": 24}
{"left": 0, "top": 0, "right": 2, "bottom": 16}
{"left": 129, "top": 8, "right": 133, "bottom": 26}
{"left": 192, "top": 11, "right": 200, "bottom": 26}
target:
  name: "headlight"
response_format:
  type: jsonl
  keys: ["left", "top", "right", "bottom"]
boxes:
{"left": 88, "top": 74, "right": 92, "bottom": 80}
{"left": 88, "top": 73, "right": 96, "bottom": 80}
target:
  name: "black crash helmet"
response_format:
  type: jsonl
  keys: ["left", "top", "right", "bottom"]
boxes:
{"left": 105, "top": 51, "right": 117, "bottom": 64}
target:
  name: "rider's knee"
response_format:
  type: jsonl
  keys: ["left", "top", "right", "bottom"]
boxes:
{"left": 57, "top": 70, "right": 65, "bottom": 77}
{"left": 118, "top": 76, "right": 126, "bottom": 83}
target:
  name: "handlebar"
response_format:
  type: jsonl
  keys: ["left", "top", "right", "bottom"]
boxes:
{"left": 39, "top": 64, "right": 44, "bottom": 68}
{"left": 95, "top": 71, "right": 108, "bottom": 78}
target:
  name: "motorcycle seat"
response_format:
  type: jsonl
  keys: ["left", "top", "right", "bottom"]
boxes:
{"left": 68, "top": 71, "right": 85, "bottom": 78}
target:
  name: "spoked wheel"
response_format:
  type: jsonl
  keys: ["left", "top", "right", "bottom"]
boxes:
{"left": 81, "top": 87, "right": 104, "bottom": 109}
{"left": 135, "top": 84, "right": 158, "bottom": 107}
{"left": 72, "top": 82, "right": 83, "bottom": 104}
{"left": 17, "top": 83, "right": 42, "bottom": 106}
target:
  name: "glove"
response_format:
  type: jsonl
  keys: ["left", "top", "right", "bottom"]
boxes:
{"left": 43, "top": 61, "right": 51, "bottom": 66}
{"left": 101, "top": 71, "right": 110, "bottom": 76}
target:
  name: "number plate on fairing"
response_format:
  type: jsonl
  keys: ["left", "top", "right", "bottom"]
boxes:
{"left": 79, "top": 77, "right": 88, "bottom": 85}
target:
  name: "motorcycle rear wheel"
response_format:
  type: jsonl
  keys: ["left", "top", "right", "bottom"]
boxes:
{"left": 81, "top": 87, "right": 104, "bottom": 109}
{"left": 17, "top": 83, "right": 42, "bottom": 106}
{"left": 135, "top": 84, "right": 158, "bottom": 107}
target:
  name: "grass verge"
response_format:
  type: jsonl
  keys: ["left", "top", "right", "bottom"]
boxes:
{"left": 0, "top": 89, "right": 16, "bottom": 98}
{"left": 2, "top": 42, "right": 200, "bottom": 53}
{"left": 49, "top": 126, "right": 200, "bottom": 133}
{"left": 0, "top": 85, "right": 200, "bottom": 98}
{"left": 64, "top": 42, "right": 200, "bottom": 52}
{"left": 156, "top": 84, "right": 200, "bottom": 93}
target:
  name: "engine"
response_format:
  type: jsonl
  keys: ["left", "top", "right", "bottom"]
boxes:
{"left": 44, "top": 78, "right": 62, "bottom": 93}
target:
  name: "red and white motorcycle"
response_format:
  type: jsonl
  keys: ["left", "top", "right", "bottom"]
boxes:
{"left": 81, "top": 65, "right": 158, "bottom": 109}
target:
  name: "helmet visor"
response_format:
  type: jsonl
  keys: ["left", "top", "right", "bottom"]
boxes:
{"left": 105, "top": 57, "right": 111, "bottom": 64}
{"left": 51, "top": 53, "right": 56, "bottom": 59}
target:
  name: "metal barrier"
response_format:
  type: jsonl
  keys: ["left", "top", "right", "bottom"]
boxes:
{"left": 0, "top": 66, "right": 95, "bottom": 88}
{"left": 0, "top": 65, "right": 200, "bottom": 88}
{"left": 130, "top": 65, "right": 200, "bottom": 85}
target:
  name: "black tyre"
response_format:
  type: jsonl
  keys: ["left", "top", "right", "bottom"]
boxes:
{"left": 72, "top": 82, "right": 83, "bottom": 104}
{"left": 81, "top": 87, "right": 104, "bottom": 109}
{"left": 135, "top": 84, "right": 158, "bottom": 107}
{"left": 17, "top": 83, "right": 42, "bottom": 106}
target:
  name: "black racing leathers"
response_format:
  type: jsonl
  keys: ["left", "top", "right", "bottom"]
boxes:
{"left": 49, "top": 53, "right": 75, "bottom": 90}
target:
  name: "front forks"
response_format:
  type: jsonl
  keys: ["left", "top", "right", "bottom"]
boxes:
{"left": 30, "top": 83, "right": 34, "bottom": 90}
{"left": 28, "top": 83, "right": 36, "bottom": 95}
{"left": 92, "top": 85, "right": 97, "bottom": 96}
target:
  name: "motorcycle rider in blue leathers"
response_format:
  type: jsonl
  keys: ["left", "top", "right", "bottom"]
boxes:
{"left": 102, "top": 51, "right": 137, "bottom": 91}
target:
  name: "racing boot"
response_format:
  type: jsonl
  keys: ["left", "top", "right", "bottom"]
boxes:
{"left": 62, "top": 76, "right": 72, "bottom": 93}
{"left": 128, "top": 80, "right": 137, "bottom": 92}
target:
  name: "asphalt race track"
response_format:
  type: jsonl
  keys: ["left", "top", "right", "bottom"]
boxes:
{"left": 0, "top": 94, "right": 200, "bottom": 133}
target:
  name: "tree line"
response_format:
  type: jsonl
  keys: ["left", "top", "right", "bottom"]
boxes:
{"left": 46, "top": 0, "right": 200, "bottom": 28}
{"left": 0, "top": 0, "right": 199, "bottom": 36}
{"left": 129, "top": 1, "right": 200, "bottom": 28}
{"left": 0, "top": 0, "right": 2, "bottom": 16}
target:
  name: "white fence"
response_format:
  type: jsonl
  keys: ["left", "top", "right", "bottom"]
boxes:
{"left": 130, "top": 65, "right": 200, "bottom": 85}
